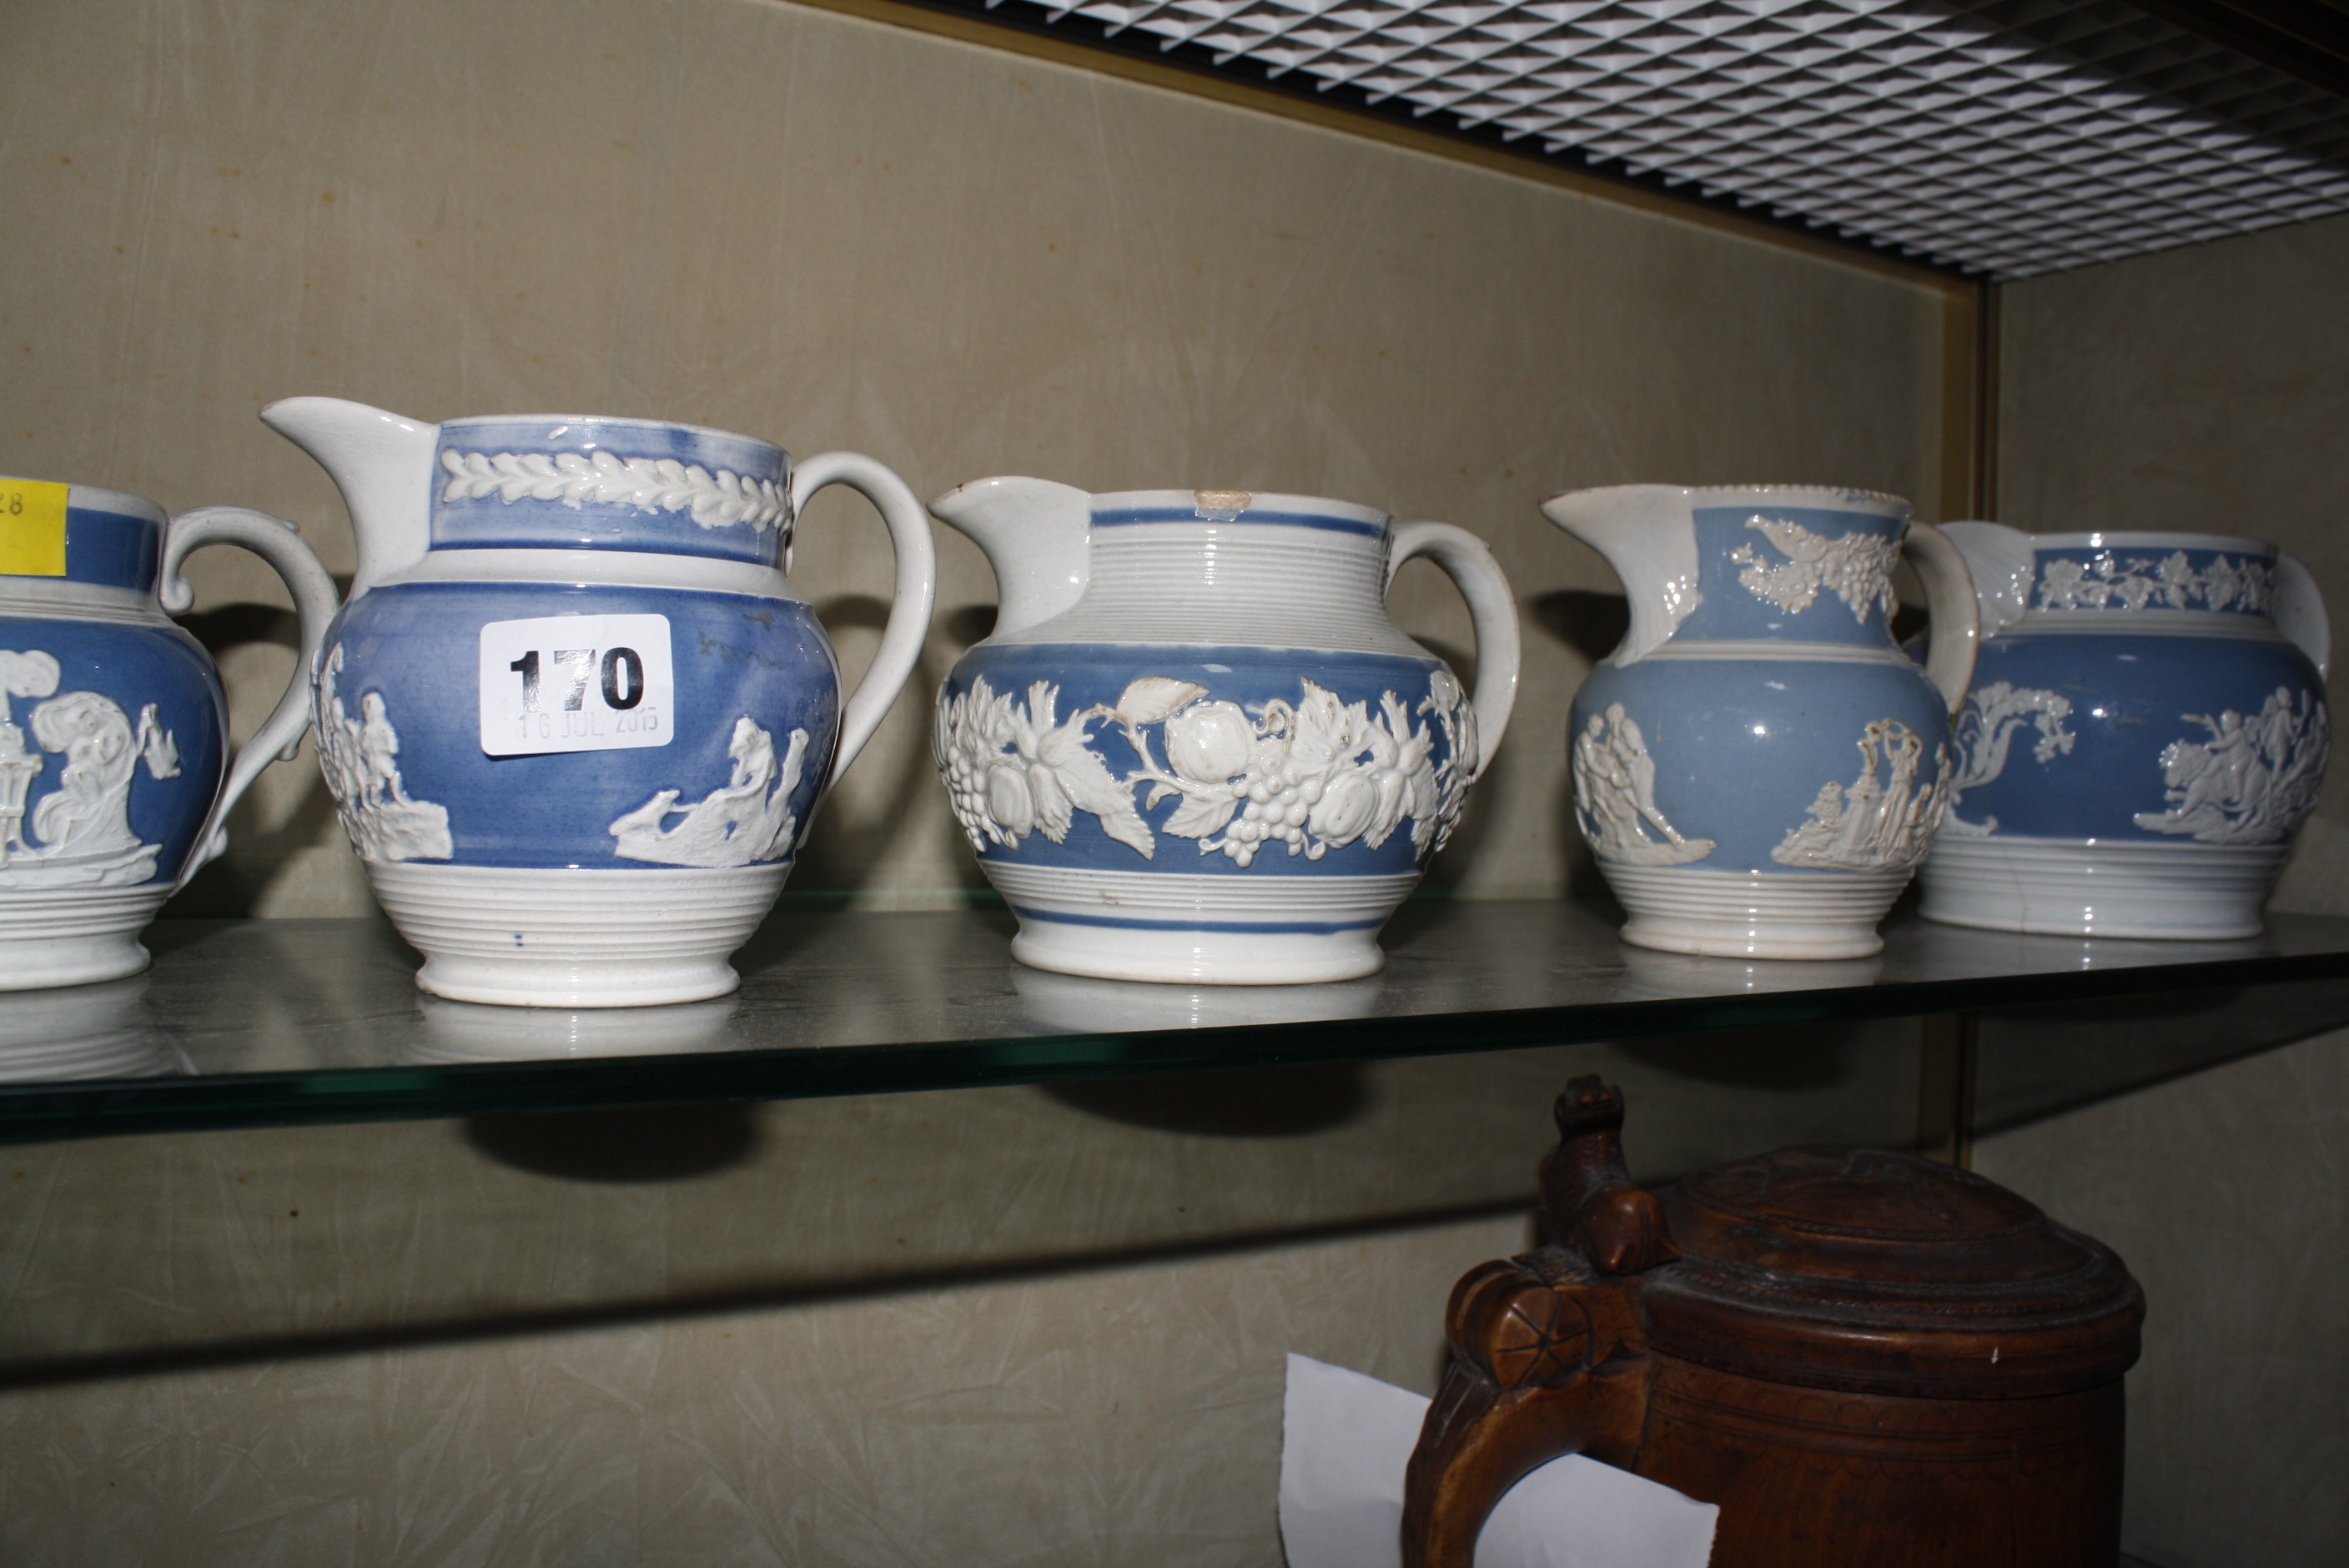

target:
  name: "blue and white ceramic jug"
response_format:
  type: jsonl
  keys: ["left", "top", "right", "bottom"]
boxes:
{"left": 1920, "top": 524, "right": 2329, "bottom": 937}
{"left": 0, "top": 475, "right": 337, "bottom": 988}
{"left": 930, "top": 480, "right": 1519, "bottom": 983}
{"left": 1546, "top": 485, "right": 1977, "bottom": 959}
{"left": 262, "top": 398, "right": 935, "bottom": 1008}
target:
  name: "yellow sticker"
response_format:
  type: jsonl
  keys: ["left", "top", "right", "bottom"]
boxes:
{"left": 0, "top": 479, "right": 68, "bottom": 577}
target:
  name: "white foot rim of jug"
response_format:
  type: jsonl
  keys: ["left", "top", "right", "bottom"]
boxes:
{"left": 983, "top": 862, "right": 1415, "bottom": 985}
{"left": 1919, "top": 837, "right": 2285, "bottom": 940}
{"left": 365, "top": 861, "right": 792, "bottom": 1008}
{"left": 1008, "top": 922, "right": 1386, "bottom": 985}
{"left": 0, "top": 885, "right": 171, "bottom": 992}
{"left": 1602, "top": 862, "right": 1912, "bottom": 961}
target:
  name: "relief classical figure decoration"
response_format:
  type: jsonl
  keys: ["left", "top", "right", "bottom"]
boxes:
{"left": 1942, "top": 681, "right": 2075, "bottom": 836}
{"left": 1730, "top": 516, "right": 1901, "bottom": 621}
{"left": 2132, "top": 686, "right": 2328, "bottom": 845}
{"left": 1572, "top": 703, "right": 1714, "bottom": 865}
{"left": 2035, "top": 550, "right": 2275, "bottom": 613}
{"left": 610, "top": 717, "right": 809, "bottom": 868}
{"left": 1773, "top": 718, "right": 1949, "bottom": 871}
{"left": 934, "top": 672, "right": 1477, "bottom": 868}
{"left": 315, "top": 646, "right": 454, "bottom": 864}
{"left": 0, "top": 649, "right": 181, "bottom": 888}
{"left": 439, "top": 449, "right": 790, "bottom": 532}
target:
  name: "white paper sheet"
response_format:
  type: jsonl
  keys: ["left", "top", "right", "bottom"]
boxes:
{"left": 1279, "top": 1354, "right": 1718, "bottom": 1568}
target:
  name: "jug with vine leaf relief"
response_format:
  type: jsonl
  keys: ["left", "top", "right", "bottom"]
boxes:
{"left": 930, "top": 479, "right": 1519, "bottom": 983}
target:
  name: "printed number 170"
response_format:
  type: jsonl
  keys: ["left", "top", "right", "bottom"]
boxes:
{"left": 477, "top": 612, "right": 672, "bottom": 758}
{"left": 507, "top": 647, "right": 647, "bottom": 712}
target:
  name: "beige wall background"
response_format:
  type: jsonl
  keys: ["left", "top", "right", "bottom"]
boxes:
{"left": 1975, "top": 1033, "right": 2347, "bottom": 1568}
{"left": 2, "top": 1200, "right": 1529, "bottom": 1567}
{"left": 1981, "top": 210, "right": 2349, "bottom": 1568}
{"left": 1, "top": 0, "right": 1954, "bottom": 917}
{"left": 13, "top": 0, "right": 2343, "bottom": 1565}
{"left": 0, "top": 0, "right": 1962, "bottom": 1560}
{"left": 0, "top": 1029, "right": 1923, "bottom": 1564}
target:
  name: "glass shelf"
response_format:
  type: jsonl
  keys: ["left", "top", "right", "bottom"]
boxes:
{"left": 3, "top": 898, "right": 2346, "bottom": 1143}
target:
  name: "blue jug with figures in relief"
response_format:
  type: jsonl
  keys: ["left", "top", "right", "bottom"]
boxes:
{"left": 260, "top": 397, "right": 935, "bottom": 1008}
{"left": 1546, "top": 483, "right": 1979, "bottom": 960}
{"left": 0, "top": 473, "right": 337, "bottom": 989}
{"left": 1920, "top": 522, "right": 2328, "bottom": 938}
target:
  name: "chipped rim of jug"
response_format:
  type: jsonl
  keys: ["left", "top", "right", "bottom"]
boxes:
{"left": 1085, "top": 487, "right": 1394, "bottom": 529}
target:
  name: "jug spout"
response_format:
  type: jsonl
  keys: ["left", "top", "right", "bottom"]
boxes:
{"left": 928, "top": 475, "right": 1092, "bottom": 637}
{"left": 1539, "top": 485, "right": 1703, "bottom": 666}
{"left": 259, "top": 396, "right": 439, "bottom": 598}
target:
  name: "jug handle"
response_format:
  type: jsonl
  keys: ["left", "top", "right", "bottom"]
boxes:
{"left": 789, "top": 452, "right": 939, "bottom": 792}
{"left": 158, "top": 507, "right": 344, "bottom": 889}
{"left": 1387, "top": 522, "right": 1521, "bottom": 769}
{"left": 2275, "top": 551, "right": 2331, "bottom": 679}
{"left": 1405, "top": 1075, "right": 1668, "bottom": 1568}
{"left": 1904, "top": 521, "right": 1980, "bottom": 714}
{"left": 1400, "top": 1260, "right": 1653, "bottom": 1568}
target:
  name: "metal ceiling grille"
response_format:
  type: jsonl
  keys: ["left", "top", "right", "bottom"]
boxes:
{"left": 1022, "top": 0, "right": 2349, "bottom": 278}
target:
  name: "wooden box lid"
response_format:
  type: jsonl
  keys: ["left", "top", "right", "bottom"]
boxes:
{"left": 1638, "top": 1147, "right": 2144, "bottom": 1400}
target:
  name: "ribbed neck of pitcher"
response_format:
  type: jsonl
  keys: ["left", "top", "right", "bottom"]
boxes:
{"left": 428, "top": 416, "right": 790, "bottom": 567}
{"left": 2021, "top": 532, "right": 2281, "bottom": 621}
{"left": 998, "top": 490, "right": 1419, "bottom": 653}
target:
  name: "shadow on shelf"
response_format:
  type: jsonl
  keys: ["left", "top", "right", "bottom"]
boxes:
{"left": 5, "top": 962, "right": 2340, "bottom": 1395}
{"left": 1617, "top": 1032, "right": 1854, "bottom": 1092}
{"left": 466, "top": 1102, "right": 767, "bottom": 1182}
{"left": 0, "top": 1023, "right": 1924, "bottom": 1392}
{"left": 1047, "top": 1062, "right": 1370, "bottom": 1138}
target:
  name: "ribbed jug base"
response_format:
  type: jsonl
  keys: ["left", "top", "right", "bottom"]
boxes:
{"left": 0, "top": 885, "right": 172, "bottom": 992}
{"left": 983, "top": 862, "right": 1416, "bottom": 984}
{"left": 1602, "top": 863, "right": 1913, "bottom": 960}
{"left": 1920, "top": 836, "right": 2285, "bottom": 939}
{"left": 365, "top": 862, "right": 791, "bottom": 1008}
